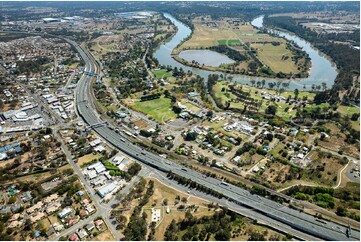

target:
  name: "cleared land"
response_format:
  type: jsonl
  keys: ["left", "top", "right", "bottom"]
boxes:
{"left": 130, "top": 98, "right": 177, "bottom": 123}
{"left": 77, "top": 153, "right": 101, "bottom": 167}
{"left": 175, "top": 17, "right": 306, "bottom": 75}
{"left": 143, "top": 178, "right": 213, "bottom": 240}
{"left": 251, "top": 43, "right": 299, "bottom": 73}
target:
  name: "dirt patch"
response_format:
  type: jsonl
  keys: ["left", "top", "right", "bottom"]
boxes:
{"left": 77, "top": 153, "right": 101, "bottom": 167}
{"left": 94, "top": 230, "right": 115, "bottom": 241}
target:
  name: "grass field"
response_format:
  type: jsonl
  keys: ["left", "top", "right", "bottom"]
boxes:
{"left": 131, "top": 98, "right": 176, "bottom": 123}
{"left": 233, "top": 25, "right": 284, "bottom": 43}
{"left": 337, "top": 105, "right": 360, "bottom": 131}
{"left": 153, "top": 69, "right": 172, "bottom": 79}
{"left": 212, "top": 81, "right": 301, "bottom": 121}
{"left": 337, "top": 105, "right": 359, "bottom": 116}
{"left": 218, "top": 39, "right": 241, "bottom": 45}
{"left": 251, "top": 43, "right": 299, "bottom": 73}
{"left": 183, "top": 101, "right": 201, "bottom": 113}
{"left": 175, "top": 22, "right": 238, "bottom": 52}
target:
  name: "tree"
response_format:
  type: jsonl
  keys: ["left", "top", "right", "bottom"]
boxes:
{"left": 215, "top": 229, "right": 231, "bottom": 241}
{"left": 294, "top": 88, "right": 299, "bottom": 99}
{"left": 351, "top": 113, "right": 359, "bottom": 121}
{"left": 185, "top": 132, "right": 197, "bottom": 141}
{"left": 8, "top": 196, "right": 16, "bottom": 204}
{"left": 206, "top": 110, "right": 213, "bottom": 118}
{"left": 164, "top": 219, "right": 178, "bottom": 241}
{"left": 249, "top": 231, "right": 265, "bottom": 241}
{"left": 265, "top": 105, "right": 277, "bottom": 115}
{"left": 164, "top": 90, "right": 171, "bottom": 97}
{"left": 336, "top": 206, "right": 347, "bottom": 216}
{"left": 321, "top": 82, "right": 327, "bottom": 91}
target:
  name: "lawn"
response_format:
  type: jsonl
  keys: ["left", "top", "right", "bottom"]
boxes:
{"left": 212, "top": 81, "right": 238, "bottom": 105}
{"left": 153, "top": 69, "right": 172, "bottom": 79}
{"left": 337, "top": 105, "right": 359, "bottom": 117}
{"left": 183, "top": 101, "right": 201, "bottom": 113}
{"left": 251, "top": 43, "right": 299, "bottom": 74}
{"left": 218, "top": 39, "right": 241, "bottom": 46}
{"left": 131, "top": 98, "right": 177, "bottom": 123}
{"left": 338, "top": 105, "right": 359, "bottom": 131}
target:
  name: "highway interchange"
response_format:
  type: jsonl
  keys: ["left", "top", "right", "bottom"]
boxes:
{"left": 68, "top": 38, "right": 360, "bottom": 241}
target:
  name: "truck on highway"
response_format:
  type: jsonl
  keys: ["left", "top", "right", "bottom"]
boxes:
{"left": 221, "top": 180, "right": 229, "bottom": 186}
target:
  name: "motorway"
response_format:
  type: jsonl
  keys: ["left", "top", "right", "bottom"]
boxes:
{"left": 68, "top": 38, "right": 360, "bottom": 241}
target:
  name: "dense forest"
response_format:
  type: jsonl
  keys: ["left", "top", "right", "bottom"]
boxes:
{"left": 264, "top": 16, "right": 360, "bottom": 104}
{"left": 209, "top": 46, "right": 248, "bottom": 62}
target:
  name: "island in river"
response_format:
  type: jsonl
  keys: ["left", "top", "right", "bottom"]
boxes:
{"left": 170, "top": 15, "right": 311, "bottom": 79}
{"left": 153, "top": 14, "right": 338, "bottom": 91}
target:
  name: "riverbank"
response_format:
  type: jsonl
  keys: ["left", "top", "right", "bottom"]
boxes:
{"left": 172, "top": 52, "right": 310, "bottom": 80}
{"left": 153, "top": 14, "right": 338, "bottom": 91}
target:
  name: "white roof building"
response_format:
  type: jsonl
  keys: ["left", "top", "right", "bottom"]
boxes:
{"left": 112, "top": 155, "right": 125, "bottom": 165}
{"left": 89, "top": 139, "right": 101, "bottom": 147}
{"left": 97, "top": 182, "right": 117, "bottom": 198}
{"left": 58, "top": 207, "right": 73, "bottom": 218}
{"left": 297, "top": 153, "right": 305, "bottom": 159}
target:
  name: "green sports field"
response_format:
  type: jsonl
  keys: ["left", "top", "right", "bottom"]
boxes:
{"left": 218, "top": 39, "right": 241, "bottom": 46}
{"left": 153, "top": 69, "right": 172, "bottom": 79}
{"left": 131, "top": 97, "right": 176, "bottom": 123}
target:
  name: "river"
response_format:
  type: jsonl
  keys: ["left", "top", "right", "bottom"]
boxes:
{"left": 153, "top": 13, "right": 338, "bottom": 90}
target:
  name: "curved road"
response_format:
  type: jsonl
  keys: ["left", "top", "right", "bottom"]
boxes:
{"left": 68, "top": 38, "right": 359, "bottom": 241}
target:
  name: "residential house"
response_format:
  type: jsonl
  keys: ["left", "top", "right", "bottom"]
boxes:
{"left": 58, "top": 207, "right": 72, "bottom": 218}
{"left": 94, "top": 219, "right": 103, "bottom": 228}
{"left": 69, "top": 233, "right": 79, "bottom": 241}
{"left": 77, "top": 229, "right": 88, "bottom": 240}
{"left": 86, "top": 223, "right": 95, "bottom": 232}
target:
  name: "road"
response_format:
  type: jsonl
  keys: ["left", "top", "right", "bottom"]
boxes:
{"left": 68, "top": 38, "right": 359, "bottom": 241}
{"left": 53, "top": 126, "right": 120, "bottom": 240}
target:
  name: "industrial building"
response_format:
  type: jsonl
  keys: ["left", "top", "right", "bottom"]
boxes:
{"left": 97, "top": 182, "right": 117, "bottom": 198}
{"left": 42, "top": 18, "right": 61, "bottom": 23}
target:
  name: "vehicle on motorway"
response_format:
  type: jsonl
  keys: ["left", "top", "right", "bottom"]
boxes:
{"left": 181, "top": 168, "right": 187, "bottom": 172}
{"left": 120, "top": 138, "right": 125, "bottom": 142}
{"left": 221, "top": 180, "right": 229, "bottom": 186}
